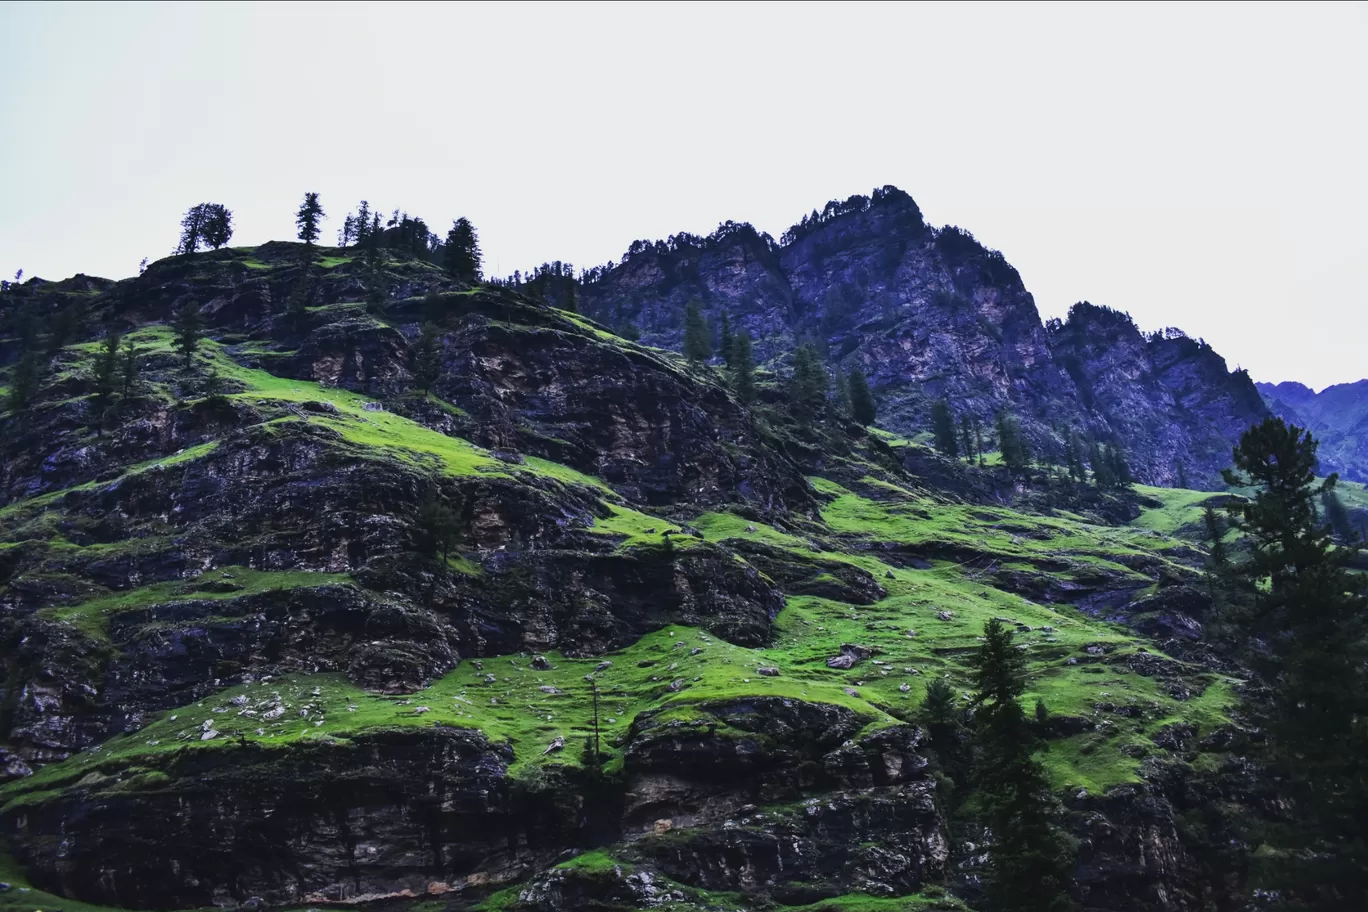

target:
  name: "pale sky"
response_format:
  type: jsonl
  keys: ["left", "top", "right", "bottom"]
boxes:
{"left": 2, "top": 2, "right": 1364, "bottom": 389}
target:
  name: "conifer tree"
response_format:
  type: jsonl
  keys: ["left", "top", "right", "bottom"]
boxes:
{"left": 931, "top": 400, "right": 959, "bottom": 457}
{"left": 790, "top": 343, "right": 827, "bottom": 421}
{"left": 174, "top": 303, "right": 204, "bottom": 369}
{"left": 412, "top": 324, "right": 442, "bottom": 393}
{"left": 92, "top": 328, "right": 122, "bottom": 425}
{"left": 731, "top": 330, "right": 756, "bottom": 405}
{"left": 415, "top": 495, "right": 461, "bottom": 562}
{"left": 718, "top": 311, "right": 734, "bottom": 366}
{"left": 1088, "top": 440, "right": 1114, "bottom": 488}
{"left": 848, "top": 367, "right": 876, "bottom": 426}
{"left": 971, "top": 619, "right": 1074, "bottom": 912}
{"left": 996, "top": 413, "right": 1031, "bottom": 471}
{"left": 443, "top": 217, "right": 482, "bottom": 282}
{"left": 119, "top": 337, "right": 144, "bottom": 399}
{"left": 1220, "top": 418, "right": 1368, "bottom": 900}
{"left": 959, "top": 415, "right": 974, "bottom": 461}
{"left": 6, "top": 348, "right": 43, "bottom": 413}
{"left": 296, "top": 192, "right": 325, "bottom": 245}
{"left": 920, "top": 677, "right": 969, "bottom": 794}
{"left": 1065, "top": 432, "right": 1085, "bottom": 481}
{"left": 683, "top": 300, "right": 711, "bottom": 363}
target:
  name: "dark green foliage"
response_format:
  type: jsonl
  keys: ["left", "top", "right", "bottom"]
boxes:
{"left": 996, "top": 413, "right": 1031, "bottom": 471}
{"left": 364, "top": 257, "right": 388, "bottom": 315}
{"left": 1321, "top": 488, "right": 1356, "bottom": 543}
{"left": 1176, "top": 462, "right": 1189, "bottom": 489}
{"left": 174, "top": 302, "right": 203, "bottom": 369}
{"left": 177, "top": 203, "right": 232, "bottom": 254}
{"left": 1220, "top": 418, "right": 1368, "bottom": 906}
{"left": 412, "top": 324, "right": 442, "bottom": 393}
{"left": 1088, "top": 440, "right": 1112, "bottom": 488}
{"left": 683, "top": 300, "right": 711, "bottom": 363}
{"left": 971, "top": 618, "right": 1074, "bottom": 912}
{"left": 959, "top": 415, "right": 973, "bottom": 461}
{"left": 618, "top": 322, "right": 641, "bottom": 342}
{"left": 92, "top": 328, "right": 122, "bottom": 424}
{"left": 931, "top": 400, "right": 958, "bottom": 457}
{"left": 201, "top": 366, "right": 226, "bottom": 404}
{"left": 731, "top": 330, "right": 756, "bottom": 405}
{"left": 848, "top": 367, "right": 876, "bottom": 426}
{"left": 1065, "top": 432, "right": 1085, "bottom": 481}
{"left": 6, "top": 347, "right": 44, "bottom": 412}
{"left": 119, "top": 337, "right": 144, "bottom": 399}
{"left": 718, "top": 310, "right": 734, "bottom": 366}
{"left": 920, "top": 677, "right": 968, "bottom": 796}
{"left": 286, "top": 271, "right": 313, "bottom": 322}
{"left": 1202, "top": 505, "right": 1229, "bottom": 573}
{"left": 415, "top": 495, "right": 461, "bottom": 562}
{"left": 47, "top": 299, "right": 86, "bottom": 353}
{"left": 296, "top": 192, "right": 325, "bottom": 245}
{"left": 1107, "top": 444, "right": 1132, "bottom": 489}
{"left": 789, "top": 342, "right": 827, "bottom": 422}
{"left": 444, "top": 217, "right": 482, "bottom": 282}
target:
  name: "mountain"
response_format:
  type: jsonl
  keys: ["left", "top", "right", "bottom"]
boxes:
{"left": 1257, "top": 380, "right": 1368, "bottom": 483}
{"left": 579, "top": 186, "right": 1268, "bottom": 488}
{"left": 0, "top": 235, "right": 1313, "bottom": 910}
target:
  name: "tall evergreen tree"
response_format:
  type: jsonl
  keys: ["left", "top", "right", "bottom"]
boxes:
{"left": 848, "top": 367, "right": 877, "bottom": 426}
{"left": 931, "top": 400, "right": 959, "bottom": 458}
{"left": 1219, "top": 418, "right": 1368, "bottom": 903}
{"left": 997, "top": 413, "right": 1031, "bottom": 471}
{"left": 790, "top": 343, "right": 827, "bottom": 421}
{"left": 1065, "top": 432, "right": 1085, "bottom": 481}
{"left": 731, "top": 331, "right": 756, "bottom": 405}
{"left": 174, "top": 303, "right": 204, "bottom": 369}
{"left": 718, "top": 311, "right": 734, "bottom": 366}
{"left": 92, "top": 328, "right": 122, "bottom": 425}
{"left": 1088, "top": 440, "right": 1114, "bottom": 488}
{"left": 119, "top": 337, "right": 144, "bottom": 399}
{"left": 6, "top": 348, "right": 43, "bottom": 413}
{"left": 920, "top": 677, "right": 969, "bottom": 795}
{"left": 959, "top": 415, "right": 974, "bottom": 462}
{"left": 415, "top": 495, "right": 461, "bottom": 562}
{"left": 412, "top": 324, "right": 442, "bottom": 393}
{"left": 683, "top": 300, "right": 711, "bottom": 363}
{"left": 443, "top": 217, "right": 482, "bottom": 282}
{"left": 296, "top": 192, "right": 325, "bottom": 244}
{"left": 833, "top": 369, "right": 853, "bottom": 416}
{"left": 971, "top": 619, "right": 1074, "bottom": 912}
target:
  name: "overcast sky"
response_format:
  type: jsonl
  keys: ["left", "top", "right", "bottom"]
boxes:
{"left": 2, "top": 2, "right": 1364, "bottom": 389}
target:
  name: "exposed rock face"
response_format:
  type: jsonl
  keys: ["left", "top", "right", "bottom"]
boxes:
{"left": 580, "top": 187, "right": 1270, "bottom": 485}
{"left": 1258, "top": 379, "right": 1368, "bottom": 483}
{"left": 0, "top": 240, "right": 1298, "bottom": 911}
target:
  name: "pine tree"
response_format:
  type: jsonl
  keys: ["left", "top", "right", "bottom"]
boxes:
{"left": 971, "top": 619, "right": 1074, "bottom": 912}
{"left": 731, "top": 331, "right": 756, "bottom": 405}
{"left": 931, "top": 400, "right": 959, "bottom": 457}
{"left": 789, "top": 343, "right": 827, "bottom": 422}
{"left": 959, "top": 415, "right": 974, "bottom": 461}
{"left": 848, "top": 367, "right": 876, "bottom": 426}
{"left": 6, "top": 348, "right": 43, "bottom": 413}
{"left": 974, "top": 418, "right": 985, "bottom": 467}
{"left": 174, "top": 303, "right": 204, "bottom": 369}
{"left": 683, "top": 300, "right": 711, "bottom": 363}
{"left": 47, "top": 300, "right": 86, "bottom": 354}
{"left": 1065, "top": 432, "right": 1085, "bottom": 481}
{"left": 718, "top": 311, "right": 734, "bottom": 366}
{"left": 1088, "top": 440, "right": 1114, "bottom": 488}
{"left": 119, "top": 337, "right": 144, "bottom": 399}
{"left": 92, "top": 328, "right": 122, "bottom": 425}
{"left": 996, "top": 413, "right": 1031, "bottom": 471}
{"left": 412, "top": 324, "right": 442, "bottom": 393}
{"left": 1218, "top": 419, "right": 1368, "bottom": 903}
{"left": 920, "top": 677, "right": 969, "bottom": 795}
{"left": 1108, "top": 445, "right": 1132, "bottom": 489}
{"left": 443, "top": 218, "right": 482, "bottom": 282}
{"left": 296, "top": 192, "right": 325, "bottom": 245}
{"left": 286, "top": 271, "right": 312, "bottom": 323}
{"left": 415, "top": 495, "right": 461, "bottom": 562}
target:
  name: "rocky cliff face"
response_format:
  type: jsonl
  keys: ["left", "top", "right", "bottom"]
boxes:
{"left": 0, "top": 242, "right": 1281, "bottom": 911}
{"left": 580, "top": 187, "right": 1268, "bottom": 487}
{"left": 1258, "top": 379, "right": 1368, "bottom": 484}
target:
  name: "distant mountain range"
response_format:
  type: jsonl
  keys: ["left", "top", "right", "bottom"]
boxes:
{"left": 1257, "top": 380, "right": 1368, "bottom": 483}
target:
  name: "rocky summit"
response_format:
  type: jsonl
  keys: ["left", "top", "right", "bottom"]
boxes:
{"left": 0, "top": 203, "right": 1363, "bottom": 912}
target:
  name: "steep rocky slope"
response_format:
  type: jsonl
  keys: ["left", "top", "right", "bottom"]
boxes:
{"left": 1257, "top": 380, "right": 1368, "bottom": 484}
{"left": 0, "top": 244, "right": 1271, "bottom": 912}
{"left": 578, "top": 187, "right": 1267, "bottom": 487}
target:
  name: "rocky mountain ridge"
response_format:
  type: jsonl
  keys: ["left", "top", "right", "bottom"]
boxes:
{"left": 577, "top": 186, "right": 1270, "bottom": 488}
{"left": 0, "top": 239, "right": 1289, "bottom": 912}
